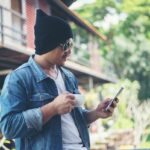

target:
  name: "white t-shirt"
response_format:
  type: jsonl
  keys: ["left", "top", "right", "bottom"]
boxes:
{"left": 49, "top": 68, "right": 87, "bottom": 150}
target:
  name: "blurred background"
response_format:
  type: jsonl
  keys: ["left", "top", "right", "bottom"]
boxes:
{"left": 0, "top": 0, "right": 150, "bottom": 149}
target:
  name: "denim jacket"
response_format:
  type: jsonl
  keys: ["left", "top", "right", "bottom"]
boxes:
{"left": 0, "top": 56, "right": 90, "bottom": 150}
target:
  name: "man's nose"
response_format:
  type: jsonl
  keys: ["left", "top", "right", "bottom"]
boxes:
{"left": 64, "top": 49, "right": 71, "bottom": 55}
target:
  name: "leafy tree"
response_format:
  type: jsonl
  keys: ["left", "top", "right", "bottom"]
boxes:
{"left": 75, "top": 0, "right": 150, "bottom": 146}
{"left": 84, "top": 79, "right": 150, "bottom": 147}
{"left": 74, "top": 0, "right": 150, "bottom": 100}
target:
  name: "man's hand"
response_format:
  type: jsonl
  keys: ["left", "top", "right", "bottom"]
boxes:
{"left": 41, "top": 92, "right": 76, "bottom": 124}
{"left": 95, "top": 98, "right": 118, "bottom": 119}
{"left": 86, "top": 98, "right": 119, "bottom": 124}
{"left": 53, "top": 92, "right": 76, "bottom": 115}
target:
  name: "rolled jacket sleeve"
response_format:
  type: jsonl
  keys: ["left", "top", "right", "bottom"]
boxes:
{"left": 0, "top": 73, "right": 43, "bottom": 139}
{"left": 23, "top": 108, "right": 43, "bottom": 131}
{"left": 71, "top": 73, "right": 90, "bottom": 127}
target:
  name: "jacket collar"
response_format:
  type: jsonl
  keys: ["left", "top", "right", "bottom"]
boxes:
{"left": 28, "top": 55, "right": 48, "bottom": 82}
{"left": 28, "top": 55, "right": 72, "bottom": 82}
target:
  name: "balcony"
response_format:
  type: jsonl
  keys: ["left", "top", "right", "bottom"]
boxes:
{"left": 0, "top": 3, "right": 117, "bottom": 89}
{"left": 70, "top": 21, "right": 100, "bottom": 69}
{"left": 0, "top": 5, "right": 27, "bottom": 49}
{"left": 0, "top": 5, "right": 29, "bottom": 87}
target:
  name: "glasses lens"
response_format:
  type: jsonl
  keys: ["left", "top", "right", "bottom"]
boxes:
{"left": 61, "top": 38, "right": 73, "bottom": 51}
{"left": 64, "top": 43, "right": 68, "bottom": 51}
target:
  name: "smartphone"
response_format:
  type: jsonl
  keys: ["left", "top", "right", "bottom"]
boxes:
{"left": 105, "top": 87, "right": 124, "bottom": 111}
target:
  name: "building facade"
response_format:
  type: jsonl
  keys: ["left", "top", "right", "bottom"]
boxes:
{"left": 0, "top": 0, "right": 116, "bottom": 90}
{"left": 0, "top": 0, "right": 118, "bottom": 149}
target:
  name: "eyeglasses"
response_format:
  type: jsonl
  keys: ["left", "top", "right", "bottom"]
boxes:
{"left": 59, "top": 38, "right": 73, "bottom": 52}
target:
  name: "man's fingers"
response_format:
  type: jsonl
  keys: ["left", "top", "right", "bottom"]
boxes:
{"left": 107, "top": 107, "right": 114, "bottom": 113}
{"left": 112, "top": 101, "right": 117, "bottom": 108}
{"left": 67, "top": 99, "right": 76, "bottom": 106}
{"left": 110, "top": 98, "right": 119, "bottom": 108}
{"left": 62, "top": 91, "right": 70, "bottom": 95}
{"left": 114, "top": 97, "right": 119, "bottom": 103}
{"left": 67, "top": 104, "right": 75, "bottom": 113}
{"left": 66, "top": 93, "right": 75, "bottom": 100}
{"left": 105, "top": 98, "right": 111, "bottom": 102}
{"left": 70, "top": 100, "right": 76, "bottom": 106}
{"left": 103, "top": 98, "right": 111, "bottom": 107}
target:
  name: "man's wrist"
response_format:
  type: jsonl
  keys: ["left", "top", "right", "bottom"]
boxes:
{"left": 50, "top": 101, "right": 58, "bottom": 115}
{"left": 41, "top": 101, "right": 58, "bottom": 124}
{"left": 87, "top": 109, "right": 100, "bottom": 124}
{"left": 93, "top": 109, "right": 100, "bottom": 120}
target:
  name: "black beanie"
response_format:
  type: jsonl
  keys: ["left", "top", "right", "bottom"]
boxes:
{"left": 34, "top": 9, "right": 73, "bottom": 55}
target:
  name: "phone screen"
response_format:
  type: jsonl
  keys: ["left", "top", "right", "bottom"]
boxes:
{"left": 105, "top": 87, "right": 124, "bottom": 111}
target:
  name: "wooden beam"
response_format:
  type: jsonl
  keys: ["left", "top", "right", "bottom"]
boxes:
{"left": 65, "top": 60, "right": 117, "bottom": 83}
{"left": 0, "top": 69, "right": 12, "bottom": 76}
{"left": 50, "top": 0, "right": 107, "bottom": 40}
{"left": 0, "top": 56, "right": 22, "bottom": 64}
{"left": 0, "top": 62, "right": 16, "bottom": 69}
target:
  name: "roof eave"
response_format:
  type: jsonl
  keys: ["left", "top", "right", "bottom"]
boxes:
{"left": 48, "top": 0, "right": 107, "bottom": 41}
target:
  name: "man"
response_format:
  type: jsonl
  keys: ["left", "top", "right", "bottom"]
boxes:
{"left": 0, "top": 10, "right": 118, "bottom": 150}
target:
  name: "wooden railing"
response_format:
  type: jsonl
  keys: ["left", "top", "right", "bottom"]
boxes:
{"left": 0, "top": 5, "right": 27, "bottom": 46}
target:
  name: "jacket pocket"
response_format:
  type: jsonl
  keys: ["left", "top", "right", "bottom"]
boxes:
{"left": 31, "top": 93, "right": 54, "bottom": 101}
{"left": 73, "top": 89, "right": 80, "bottom": 94}
{"left": 29, "top": 93, "right": 55, "bottom": 108}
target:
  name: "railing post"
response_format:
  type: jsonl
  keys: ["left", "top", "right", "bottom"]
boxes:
{"left": 0, "top": 6, "right": 4, "bottom": 44}
{"left": 0, "top": 5, "right": 27, "bottom": 47}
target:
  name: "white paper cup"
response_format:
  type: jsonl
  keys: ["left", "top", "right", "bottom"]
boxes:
{"left": 74, "top": 94, "right": 85, "bottom": 107}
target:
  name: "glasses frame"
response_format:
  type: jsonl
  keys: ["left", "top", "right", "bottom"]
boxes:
{"left": 59, "top": 38, "right": 73, "bottom": 52}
